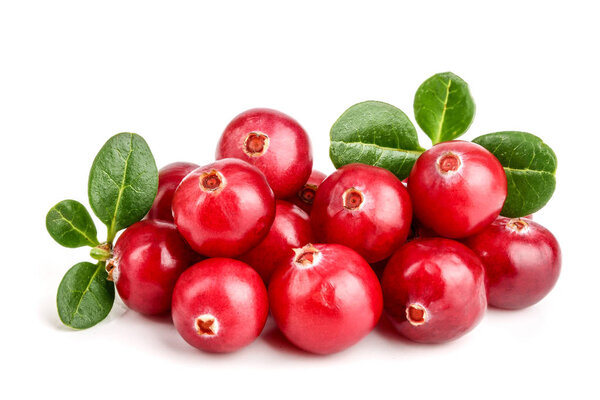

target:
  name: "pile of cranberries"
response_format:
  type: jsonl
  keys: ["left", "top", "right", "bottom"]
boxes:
{"left": 107, "top": 108, "right": 561, "bottom": 354}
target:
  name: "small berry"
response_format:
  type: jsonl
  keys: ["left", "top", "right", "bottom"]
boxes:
{"left": 146, "top": 162, "right": 199, "bottom": 222}
{"left": 106, "top": 220, "right": 197, "bottom": 315}
{"left": 311, "top": 163, "right": 412, "bottom": 263}
{"left": 269, "top": 243, "right": 383, "bottom": 354}
{"left": 287, "top": 170, "right": 327, "bottom": 214}
{"left": 238, "top": 200, "right": 314, "bottom": 284}
{"left": 172, "top": 158, "right": 275, "bottom": 258}
{"left": 172, "top": 258, "right": 269, "bottom": 353}
{"left": 382, "top": 238, "right": 487, "bottom": 343}
{"left": 463, "top": 217, "right": 561, "bottom": 309}
{"left": 408, "top": 141, "right": 507, "bottom": 238}
{"left": 216, "top": 108, "right": 313, "bottom": 198}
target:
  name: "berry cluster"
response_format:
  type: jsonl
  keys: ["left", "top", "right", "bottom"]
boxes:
{"left": 108, "top": 108, "right": 561, "bottom": 354}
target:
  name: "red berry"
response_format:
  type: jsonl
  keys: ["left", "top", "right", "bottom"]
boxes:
{"left": 106, "top": 220, "right": 197, "bottom": 315}
{"left": 287, "top": 170, "right": 327, "bottom": 214}
{"left": 408, "top": 141, "right": 507, "bottom": 238}
{"left": 172, "top": 158, "right": 275, "bottom": 258}
{"left": 463, "top": 217, "right": 561, "bottom": 309}
{"left": 172, "top": 258, "right": 268, "bottom": 353}
{"left": 382, "top": 238, "right": 487, "bottom": 344}
{"left": 146, "top": 162, "right": 199, "bottom": 222}
{"left": 311, "top": 163, "right": 412, "bottom": 263}
{"left": 216, "top": 108, "right": 313, "bottom": 198}
{"left": 269, "top": 243, "right": 383, "bottom": 354}
{"left": 238, "top": 200, "right": 314, "bottom": 284}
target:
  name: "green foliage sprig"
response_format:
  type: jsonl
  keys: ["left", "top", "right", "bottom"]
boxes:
{"left": 47, "top": 133, "right": 158, "bottom": 329}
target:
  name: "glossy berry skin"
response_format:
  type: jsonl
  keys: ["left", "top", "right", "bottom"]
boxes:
{"left": 107, "top": 220, "right": 197, "bottom": 315}
{"left": 147, "top": 162, "right": 199, "bottom": 222}
{"left": 172, "top": 158, "right": 275, "bottom": 258}
{"left": 216, "top": 108, "right": 313, "bottom": 199}
{"left": 269, "top": 243, "right": 383, "bottom": 354}
{"left": 408, "top": 140, "right": 507, "bottom": 238}
{"left": 311, "top": 163, "right": 412, "bottom": 263}
{"left": 238, "top": 200, "right": 314, "bottom": 284}
{"left": 286, "top": 170, "right": 327, "bottom": 214}
{"left": 382, "top": 238, "right": 487, "bottom": 344}
{"left": 172, "top": 258, "right": 269, "bottom": 353}
{"left": 463, "top": 217, "right": 561, "bottom": 309}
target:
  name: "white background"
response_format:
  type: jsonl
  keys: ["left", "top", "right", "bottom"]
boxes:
{"left": 1, "top": 1, "right": 598, "bottom": 399}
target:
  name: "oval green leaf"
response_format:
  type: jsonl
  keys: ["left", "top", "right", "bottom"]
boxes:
{"left": 330, "top": 101, "right": 424, "bottom": 180}
{"left": 414, "top": 72, "right": 475, "bottom": 144}
{"left": 473, "top": 131, "right": 557, "bottom": 218}
{"left": 57, "top": 262, "right": 115, "bottom": 329}
{"left": 46, "top": 200, "right": 99, "bottom": 248}
{"left": 88, "top": 133, "right": 158, "bottom": 241}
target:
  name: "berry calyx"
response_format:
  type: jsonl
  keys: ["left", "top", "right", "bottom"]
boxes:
{"left": 200, "top": 170, "right": 223, "bottom": 192}
{"left": 243, "top": 132, "right": 270, "bottom": 157}
{"left": 195, "top": 314, "right": 218, "bottom": 336}
{"left": 293, "top": 243, "right": 321, "bottom": 267}
{"left": 343, "top": 188, "right": 364, "bottom": 210}
{"left": 406, "top": 303, "right": 427, "bottom": 326}
{"left": 437, "top": 152, "right": 461, "bottom": 173}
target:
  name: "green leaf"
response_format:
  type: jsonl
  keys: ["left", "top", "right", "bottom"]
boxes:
{"left": 330, "top": 101, "right": 425, "bottom": 180}
{"left": 88, "top": 132, "right": 158, "bottom": 241}
{"left": 46, "top": 200, "right": 99, "bottom": 248}
{"left": 57, "top": 262, "right": 115, "bottom": 329}
{"left": 473, "top": 131, "right": 557, "bottom": 218}
{"left": 414, "top": 72, "right": 475, "bottom": 144}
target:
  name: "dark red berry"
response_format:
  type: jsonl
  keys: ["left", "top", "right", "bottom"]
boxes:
{"left": 172, "top": 158, "right": 275, "bottom": 258}
{"left": 287, "top": 170, "right": 327, "bottom": 214}
{"left": 311, "top": 163, "right": 412, "bottom": 263}
{"left": 106, "top": 220, "right": 197, "bottom": 315}
{"left": 382, "top": 238, "right": 487, "bottom": 343}
{"left": 269, "top": 243, "right": 382, "bottom": 354}
{"left": 408, "top": 141, "right": 507, "bottom": 238}
{"left": 172, "top": 258, "right": 268, "bottom": 353}
{"left": 146, "top": 162, "right": 199, "bottom": 222}
{"left": 216, "top": 108, "right": 313, "bottom": 198}
{"left": 238, "top": 200, "right": 314, "bottom": 284}
{"left": 463, "top": 217, "right": 561, "bottom": 309}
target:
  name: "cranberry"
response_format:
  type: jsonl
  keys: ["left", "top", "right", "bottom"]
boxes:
{"left": 463, "top": 217, "right": 561, "bottom": 309}
{"left": 381, "top": 238, "right": 487, "bottom": 343}
{"left": 172, "top": 158, "right": 275, "bottom": 258}
{"left": 269, "top": 243, "right": 383, "bottom": 354}
{"left": 407, "top": 140, "right": 507, "bottom": 238}
{"left": 172, "top": 258, "right": 268, "bottom": 353}
{"left": 238, "top": 200, "right": 314, "bottom": 284}
{"left": 146, "top": 162, "right": 199, "bottom": 222}
{"left": 287, "top": 170, "right": 327, "bottom": 214}
{"left": 216, "top": 108, "right": 313, "bottom": 199}
{"left": 311, "top": 163, "right": 412, "bottom": 263}
{"left": 106, "top": 220, "right": 197, "bottom": 315}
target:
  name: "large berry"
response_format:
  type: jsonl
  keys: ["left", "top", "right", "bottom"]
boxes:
{"left": 269, "top": 243, "right": 382, "bottom": 354}
{"left": 311, "top": 163, "right": 412, "bottom": 263}
{"left": 172, "top": 158, "right": 275, "bottom": 258}
{"left": 216, "top": 108, "right": 312, "bottom": 198}
{"left": 382, "top": 238, "right": 487, "bottom": 343}
{"left": 106, "top": 220, "right": 197, "bottom": 315}
{"left": 408, "top": 140, "right": 507, "bottom": 238}
{"left": 463, "top": 217, "right": 561, "bottom": 309}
